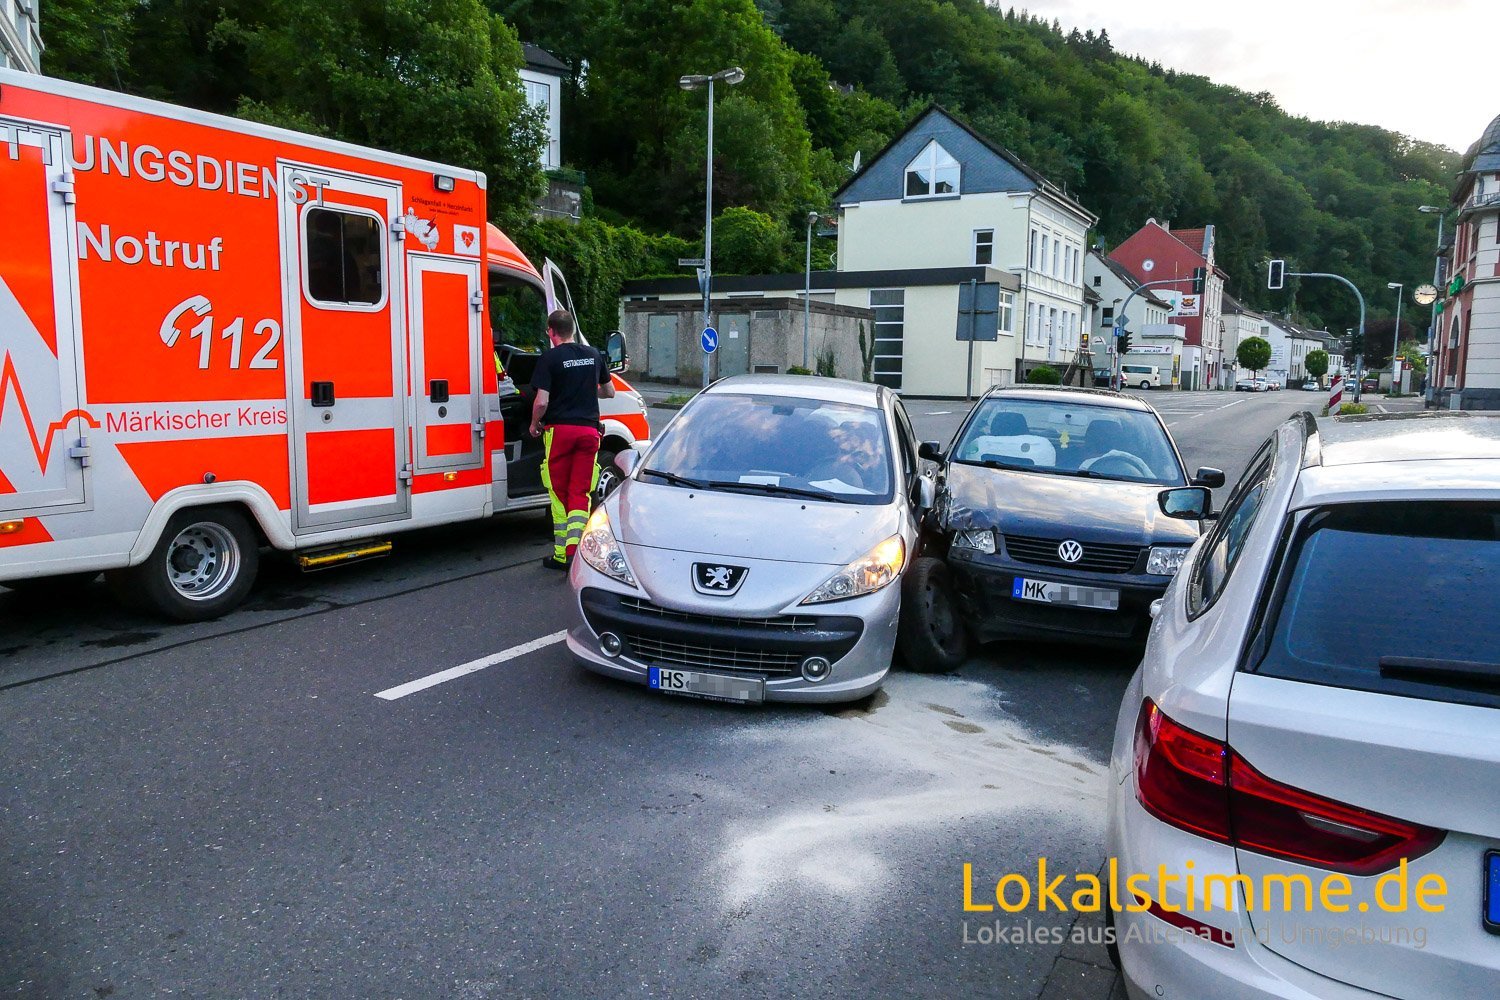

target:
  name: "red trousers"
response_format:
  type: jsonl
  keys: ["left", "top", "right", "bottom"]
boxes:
{"left": 542, "top": 424, "right": 601, "bottom": 561}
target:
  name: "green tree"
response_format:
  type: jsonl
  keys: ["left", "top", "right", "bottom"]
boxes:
{"left": 1305, "top": 349, "right": 1329, "bottom": 379}
{"left": 1238, "top": 336, "right": 1273, "bottom": 375}
{"left": 712, "top": 207, "right": 791, "bottom": 273}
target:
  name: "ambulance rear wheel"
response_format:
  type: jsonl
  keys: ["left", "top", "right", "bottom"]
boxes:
{"left": 111, "top": 506, "right": 260, "bottom": 622}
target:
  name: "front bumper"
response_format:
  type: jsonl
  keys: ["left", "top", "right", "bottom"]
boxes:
{"left": 566, "top": 563, "right": 897, "bottom": 704}
{"left": 946, "top": 547, "right": 1168, "bottom": 646}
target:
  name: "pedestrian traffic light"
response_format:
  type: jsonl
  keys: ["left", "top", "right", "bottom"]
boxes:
{"left": 1268, "top": 259, "right": 1286, "bottom": 290}
{"left": 1192, "top": 267, "right": 1206, "bottom": 296}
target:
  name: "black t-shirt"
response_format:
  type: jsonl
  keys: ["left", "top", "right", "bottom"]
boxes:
{"left": 533, "top": 341, "right": 610, "bottom": 427}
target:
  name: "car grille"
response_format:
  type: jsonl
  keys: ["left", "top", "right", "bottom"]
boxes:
{"left": 580, "top": 589, "right": 863, "bottom": 678}
{"left": 623, "top": 634, "right": 805, "bottom": 675}
{"left": 1001, "top": 533, "right": 1143, "bottom": 574}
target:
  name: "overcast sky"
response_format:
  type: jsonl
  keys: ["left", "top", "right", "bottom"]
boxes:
{"left": 1025, "top": 1, "right": 1494, "bottom": 152}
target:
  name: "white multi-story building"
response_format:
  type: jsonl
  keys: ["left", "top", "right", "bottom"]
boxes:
{"left": 1084, "top": 250, "right": 1176, "bottom": 381}
{"left": 1, "top": 0, "right": 42, "bottom": 73}
{"left": 519, "top": 43, "right": 565, "bottom": 170}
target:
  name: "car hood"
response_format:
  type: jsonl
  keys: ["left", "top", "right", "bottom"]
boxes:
{"left": 614, "top": 480, "right": 901, "bottom": 565}
{"left": 940, "top": 462, "right": 1199, "bottom": 547}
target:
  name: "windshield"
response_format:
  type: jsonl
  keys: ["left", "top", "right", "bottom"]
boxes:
{"left": 951, "top": 396, "right": 1184, "bottom": 485}
{"left": 641, "top": 392, "right": 894, "bottom": 505}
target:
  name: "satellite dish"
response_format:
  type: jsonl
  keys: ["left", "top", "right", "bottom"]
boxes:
{"left": 851, "top": 150, "right": 862, "bottom": 173}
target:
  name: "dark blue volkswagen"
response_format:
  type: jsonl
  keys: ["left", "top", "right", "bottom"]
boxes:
{"left": 898, "top": 387, "right": 1222, "bottom": 669}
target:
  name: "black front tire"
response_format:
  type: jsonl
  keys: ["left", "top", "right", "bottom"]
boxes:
{"left": 595, "top": 449, "right": 622, "bottom": 503}
{"left": 897, "top": 556, "right": 968, "bottom": 673}
{"left": 106, "top": 506, "right": 260, "bottom": 622}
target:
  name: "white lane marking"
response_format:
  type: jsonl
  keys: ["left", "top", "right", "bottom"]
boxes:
{"left": 1376, "top": 404, "right": 1389, "bottom": 413}
{"left": 374, "top": 630, "right": 567, "bottom": 700}
{"left": 923, "top": 410, "right": 954, "bottom": 415}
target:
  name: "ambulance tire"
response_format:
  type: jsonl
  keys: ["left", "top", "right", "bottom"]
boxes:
{"left": 897, "top": 556, "right": 968, "bottom": 673}
{"left": 595, "top": 449, "right": 622, "bottom": 503}
{"left": 109, "top": 506, "right": 260, "bottom": 622}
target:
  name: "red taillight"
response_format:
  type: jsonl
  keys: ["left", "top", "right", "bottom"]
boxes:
{"left": 1133, "top": 699, "right": 1443, "bottom": 875}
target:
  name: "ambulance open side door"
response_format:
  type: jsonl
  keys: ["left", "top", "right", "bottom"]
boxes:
{"left": 278, "top": 163, "right": 411, "bottom": 533}
{"left": 406, "top": 254, "right": 484, "bottom": 473}
{"left": 0, "top": 118, "right": 90, "bottom": 516}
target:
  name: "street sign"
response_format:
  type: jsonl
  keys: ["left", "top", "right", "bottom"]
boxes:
{"left": 678, "top": 257, "right": 706, "bottom": 267}
{"left": 700, "top": 326, "right": 718, "bottom": 354}
{"left": 955, "top": 281, "right": 1000, "bottom": 342}
{"left": 1414, "top": 283, "right": 1438, "bottom": 306}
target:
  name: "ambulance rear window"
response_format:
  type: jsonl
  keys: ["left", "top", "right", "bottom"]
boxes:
{"left": 305, "top": 208, "right": 384, "bottom": 306}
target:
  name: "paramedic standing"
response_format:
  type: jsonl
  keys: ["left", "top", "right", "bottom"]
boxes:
{"left": 529, "top": 310, "right": 615, "bottom": 570}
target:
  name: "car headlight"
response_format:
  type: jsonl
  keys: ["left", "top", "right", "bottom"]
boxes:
{"left": 951, "top": 528, "right": 996, "bottom": 554}
{"left": 801, "top": 535, "right": 905, "bottom": 604}
{"left": 578, "top": 507, "right": 638, "bottom": 588}
{"left": 1146, "top": 545, "right": 1190, "bottom": 577}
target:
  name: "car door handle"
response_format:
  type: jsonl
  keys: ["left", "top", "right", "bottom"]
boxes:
{"left": 311, "top": 381, "right": 335, "bottom": 407}
{"left": 429, "top": 379, "right": 450, "bottom": 403}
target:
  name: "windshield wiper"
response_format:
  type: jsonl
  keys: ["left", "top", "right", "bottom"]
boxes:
{"left": 1379, "top": 656, "right": 1500, "bottom": 690}
{"left": 640, "top": 469, "right": 705, "bottom": 489}
{"left": 701, "top": 480, "right": 858, "bottom": 504}
{"left": 954, "top": 458, "right": 1036, "bottom": 472}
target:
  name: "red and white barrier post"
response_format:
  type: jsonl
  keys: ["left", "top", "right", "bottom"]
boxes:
{"left": 1328, "top": 375, "right": 1344, "bottom": 415}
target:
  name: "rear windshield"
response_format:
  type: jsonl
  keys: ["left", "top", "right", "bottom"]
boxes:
{"left": 1254, "top": 501, "right": 1500, "bottom": 710}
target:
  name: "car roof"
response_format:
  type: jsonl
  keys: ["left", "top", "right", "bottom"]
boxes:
{"left": 704, "top": 374, "right": 886, "bottom": 408}
{"left": 1292, "top": 413, "right": 1500, "bottom": 506}
{"left": 981, "top": 385, "right": 1154, "bottom": 412}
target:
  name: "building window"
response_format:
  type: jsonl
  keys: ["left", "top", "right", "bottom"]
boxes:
{"left": 998, "top": 291, "right": 1014, "bottom": 333}
{"left": 904, "top": 140, "right": 960, "bottom": 199}
{"left": 304, "top": 207, "right": 384, "bottom": 307}
{"left": 870, "top": 289, "right": 905, "bottom": 389}
{"left": 1051, "top": 238, "right": 1060, "bottom": 277}
{"left": 1101, "top": 307, "right": 1114, "bottom": 326}
{"left": 1039, "top": 234, "right": 1049, "bottom": 274}
{"left": 1073, "top": 247, "right": 1081, "bottom": 284}
{"left": 524, "top": 79, "right": 551, "bottom": 110}
{"left": 973, "top": 229, "right": 994, "bottom": 266}
{"left": 1029, "top": 229, "right": 1040, "bottom": 269}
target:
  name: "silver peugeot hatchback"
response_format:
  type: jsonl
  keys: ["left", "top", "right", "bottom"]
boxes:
{"left": 566, "top": 374, "right": 932, "bottom": 704}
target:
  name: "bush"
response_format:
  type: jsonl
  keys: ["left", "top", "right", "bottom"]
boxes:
{"left": 712, "top": 206, "right": 791, "bottom": 274}
{"left": 1322, "top": 402, "right": 1368, "bottom": 416}
{"left": 786, "top": 366, "right": 814, "bottom": 375}
{"left": 1027, "top": 365, "right": 1062, "bottom": 385}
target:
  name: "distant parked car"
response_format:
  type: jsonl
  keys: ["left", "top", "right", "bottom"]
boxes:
{"left": 1301, "top": 380, "right": 1323, "bottom": 391}
{"left": 1263, "top": 376, "right": 1283, "bottom": 391}
{"left": 1361, "top": 375, "right": 1380, "bottom": 393}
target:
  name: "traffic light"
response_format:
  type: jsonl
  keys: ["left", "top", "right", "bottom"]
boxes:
{"left": 1268, "top": 259, "right": 1286, "bottom": 290}
{"left": 1192, "top": 267, "right": 1206, "bottom": 296}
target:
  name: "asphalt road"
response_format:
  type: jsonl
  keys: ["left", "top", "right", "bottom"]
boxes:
{"left": 0, "top": 389, "right": 1378, "bottom": 999}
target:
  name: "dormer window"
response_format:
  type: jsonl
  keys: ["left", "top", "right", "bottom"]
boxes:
{"left": 904, "top": 140, "right": 960, "bottom": 199}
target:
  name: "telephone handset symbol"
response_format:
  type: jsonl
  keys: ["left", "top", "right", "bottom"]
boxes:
{"left": 160, "top": 295, "right": 212, "bottom": 347}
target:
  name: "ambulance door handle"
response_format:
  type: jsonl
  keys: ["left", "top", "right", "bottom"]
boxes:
{"left": 311, "top": 381, "right": 336, "bottom": 407}
{"left": 429, "top": 379, "right": 450, "bottom": 403}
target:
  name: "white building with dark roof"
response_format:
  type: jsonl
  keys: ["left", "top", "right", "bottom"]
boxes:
{"left": 520, "top": 43, "right": 566, "bottom": 170}
{"left": 1, "top": 0, "right": 41, "bottom": 73}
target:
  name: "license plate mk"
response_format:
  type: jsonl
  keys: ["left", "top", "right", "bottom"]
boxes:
{"left": 1012, "top": 576, "right": 1120, "bottom": 611}
{"left": 649, "top": 666, "right": 765, "bottom": 704}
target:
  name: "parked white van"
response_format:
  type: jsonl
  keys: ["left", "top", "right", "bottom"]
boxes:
{"left": 1121, "top": 364, "right": 1162, "bottom": 389}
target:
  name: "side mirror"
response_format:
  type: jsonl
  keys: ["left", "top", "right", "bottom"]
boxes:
{"left": 1158, "top": 486, "right": 1211, "bottom": 521}
{"left": 918, "top": 441, "right": 945, "bottom": 463}
{"left": 1192, "top": 467, "right": 1226, "bottom": 489}
{"left": 915, "top": 478, "right": 936, "bottom": 511}
{"left": 614, "top": 449, "right": 640, "bottom": 477}
{"left": 605, "top": 330, "right": 627, "bottom": 373}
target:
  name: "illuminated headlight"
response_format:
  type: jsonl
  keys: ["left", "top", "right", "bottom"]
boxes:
{"left": 951, "top": 528, "right": 996, "bottom": 554}
{"left": 578, "top": 507, "right": 638, "bottom": 588}
{"left": 801, "top": 535, "right": 905, "bottom": 604}
{"left": 1146, "top": 545, "right": 1190, "bottom": 577}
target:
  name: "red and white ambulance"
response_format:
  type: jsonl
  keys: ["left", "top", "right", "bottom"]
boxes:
{"left": 0, "top": 69, "right": 649, "bottom": 619}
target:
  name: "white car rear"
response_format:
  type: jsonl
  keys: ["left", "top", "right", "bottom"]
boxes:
{"left": 1107, "top": 412, "right": 1500, "bottom": 999}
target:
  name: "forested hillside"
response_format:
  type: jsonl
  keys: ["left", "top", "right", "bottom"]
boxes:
{"left": 44, "top": 0, "right": 1459, "bottom": 331}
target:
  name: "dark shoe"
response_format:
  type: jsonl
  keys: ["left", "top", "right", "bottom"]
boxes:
{"left": 541, "top": 556, "right": 568, "bottom": 572}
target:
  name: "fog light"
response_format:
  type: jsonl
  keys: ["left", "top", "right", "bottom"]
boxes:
{"left": 801, "top": 656, "right": 831, "bottom": 682}
{"left": 599, "top": 632, "right": 623, "bottom": 658}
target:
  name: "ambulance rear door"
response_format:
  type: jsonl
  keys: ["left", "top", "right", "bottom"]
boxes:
{"left": 0, "top": 118, "right": 89, "bottom": 515}
{"left": 406, "top": 254, "right": 483, "bottom": 472}
{"left": 278, "top": 163, "right": 410, "bottom": 533}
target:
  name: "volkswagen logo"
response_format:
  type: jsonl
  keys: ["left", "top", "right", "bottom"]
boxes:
{"left": 1057, "top": 540, "right": 1084, "bottom": 564}
{"left": 693, "top": 562, "right": 748, "bottom": 596}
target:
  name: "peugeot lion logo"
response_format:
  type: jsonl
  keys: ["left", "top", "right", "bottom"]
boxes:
{"left": 1057, "top": 540, "right": 1084, "bottom": 564}
{"left": 693, "top": 563, "right": 748, "bottom": 596}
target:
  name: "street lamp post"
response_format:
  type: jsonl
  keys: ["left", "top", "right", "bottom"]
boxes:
{"left": 803, "top": 210, "right": 819, "bottom": 370}
{"left": 1386, "top": 282, "right": 1403, "bottom": 395}
{"left": 679, "top": 67, "right": 745, "bottom": 389}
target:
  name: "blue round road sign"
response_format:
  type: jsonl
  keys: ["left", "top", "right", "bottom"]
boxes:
{"left": 701, "top": 326, "right": 718, "bottom": 354}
